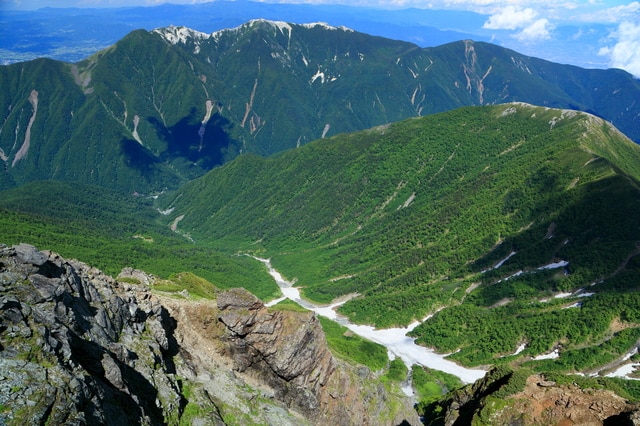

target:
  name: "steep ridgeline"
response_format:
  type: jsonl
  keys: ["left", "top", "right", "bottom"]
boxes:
{"left": 0, "top": 243, "right": 418, "bottom": 425}
{"left": 1, "top": 20, "right": 640, "bottom": 192}
{"left": 159, "top": 103, "right": 640, "bottom": 376}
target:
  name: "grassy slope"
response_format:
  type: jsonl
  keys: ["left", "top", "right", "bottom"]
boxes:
{"left": 3, "top": 102, "right": 640, "bottom": 376}
{"left": 0, "top": 180, "right": 278, "bottom": 300}
{"left": 158, "top": 103, "right": 640, "bottom": 370}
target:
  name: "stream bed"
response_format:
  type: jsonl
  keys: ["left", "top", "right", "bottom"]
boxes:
{"left": 255, "top": 257, "right": 486, "bottom": 385}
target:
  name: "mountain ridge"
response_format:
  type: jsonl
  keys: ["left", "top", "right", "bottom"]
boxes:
{"left": 1, "top": 20, "right": 640, "bottom": 193}
{"left": 155, "top": 103, "right": 640, "bottom": 377}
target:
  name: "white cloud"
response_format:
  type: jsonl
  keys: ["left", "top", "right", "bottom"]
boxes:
{"left": 482, "top": 4, "right": 552, "bottom": 42}
{"left": 483, "top": 6, "right": 537, "bottom": 30}
{"left": 581, "top": 1, "right": 640, "bottom": 24}
{"left": 599, "top": 21, "right": 640, "bottom": 77}
{"left": 513, "top": 18, "right": 552, "bottom": 42}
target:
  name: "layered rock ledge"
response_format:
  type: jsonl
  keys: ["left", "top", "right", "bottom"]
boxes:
{"left": 217, "top": 288, "right": 421, "bottom": 425}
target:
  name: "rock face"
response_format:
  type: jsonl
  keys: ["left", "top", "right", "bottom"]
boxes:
{"left": 0, "top": 244, "right": 420, "bottom": 425}
{"left": 0, "top": 243, "right": 186, "bottom": 425}
{"left": 422, "top": 366, "right": 640, "bottom": 426}
{"left": 511, "top": 375, "right": 635, "bottom": 425}
{"left": 218, "top": 288, "right": 335, "bottom": 394}
{"left": 217, "top": 287, "right": 420, "bottom": 426}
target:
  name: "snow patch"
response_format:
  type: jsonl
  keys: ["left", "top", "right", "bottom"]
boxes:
{"left": 554, "top": 292, "right": 573, "bottom": 299}
{"left": 267, "top": 20, "right": 292, "bottom": 36}
{"left": 624, "top": 347, "right": 638, "bottom": 361}
{"left": 265, "top": 296, "right": 287, "bottom": 307}
{"left": 401, "top": 382, "right": 414, "bottom": 397}
{"left": 310, "top": 69, "right": 325, "bottom": 84}
{"left": 606, "top": 363, "right": 640, "bottom": 380}
{"left": 493, "top": 251, "right": 516, "bottom": 270}
{"left": 513, "top": 343, "right": 527, "bottom": 355}
{"left": 503, "top": 343, "right": 527, "bottom": 357}
{"left": 12, "top": 89, "right": 38, "bottom": 167}
{"left": 538, "top": 260, "right": 569, "bottom": 270}
{"left": 398, "top": 192, "right": 416, "bottom": 209}
{"left": 606, "top": 349, "right": 640, "bottom": 380}
{"left": 498, "top": 270, "right": 524, "bottom": 283}
{"left": 301, "top": 22, "right": 354, "bottom": 32}
{"left": 255, "top": 257, "right": 486, "bottom": 384}
{"left": 131, "top": 114, "right": 143, "bottom": 145}
{"left": 510, "top": 56, "right": 532, "bottom": 74}
{"left": 154, "top": 26, "right": 210, "bottom": 45}
{"left": 158, "top": 207, "right": 175, "bottom": 216}
{"left": 321, "top": 123, "right": 331, "bottom": 138}
{"left": 534, "top": 349, "right": 559, "bottom": 360}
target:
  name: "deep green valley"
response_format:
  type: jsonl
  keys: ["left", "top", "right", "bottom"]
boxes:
{"left": 2, "top": 20, "right": 640, "bottom": 425}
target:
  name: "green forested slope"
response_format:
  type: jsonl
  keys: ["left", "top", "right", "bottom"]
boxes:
{"left": 0, "top": 180, "right": 278, "bottom": 300}
{"left": 159, "top": 103, "right": 640, "bottom": 369}
{"left": 1, "top": 21, "right": 639, "bottom": 194}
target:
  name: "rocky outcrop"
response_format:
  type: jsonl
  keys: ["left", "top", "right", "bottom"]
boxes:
{"left": 511, "top": 375, "right": 637, "bottom": 425}
{"left": 218, "top": 288, "right": 336, "bottom": 417}
{"left": 217, "top": 287, "right": 421, "bottom": 426}
{"left": 421, "top": 366, "right": 640, "bottom": 426}
{"left": 0, "top": 244, "right": 420, "bottom": 425}
{"left": 0, "top": 243, "right": 187, "bottom": 425}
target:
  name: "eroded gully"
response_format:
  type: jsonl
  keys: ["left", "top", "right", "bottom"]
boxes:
{"left": 254, "top": 257, "right": 486, "bottom": 387}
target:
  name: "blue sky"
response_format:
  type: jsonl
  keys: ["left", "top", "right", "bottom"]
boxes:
{"left": 8, "top": 0, "right": 638, "bottom": 24}
{"left": 4, "top": 0, "right": 640, "bottom": 76}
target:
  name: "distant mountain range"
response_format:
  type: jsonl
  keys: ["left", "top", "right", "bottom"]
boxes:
{"left": 0, "top": 1, "right": 614, "bottom": 70}
{"left": 1, "top": 20, "right": 639, "bottom": 193}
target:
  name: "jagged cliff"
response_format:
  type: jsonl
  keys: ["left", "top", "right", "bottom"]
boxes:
{"left": 216, "top": 288, "right": 418, "bottom": 425}
{"left": 0, "top": 243, "right": 419, "bottom": 425}
{"left": 0, "top": 243, "right": 187, "bottom": 425}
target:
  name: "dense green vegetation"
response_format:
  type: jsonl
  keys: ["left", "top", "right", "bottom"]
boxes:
{"left": 268, "top": 298, "right": 309, "bottom": 313}
{"left": 0, "top": 181, "right": 279, "bottom": 300}
{"left": 3, "top": 102, "right": 640, "bottom": 385}
{"left": 317, "top": 316, "right": 388, "bottom": 372}
{"left": 384, "top": 358, "right": 409, "bottom": 383}
{"left": 151, "top": 272, "right": 219, "bottom": 300}
{"left": 157, "top": 103, "right": 640, "bottom": 374}
{"left": 411, "top": 365, "right": 464, "bottom": 404}
{"left": 2, "top": 22, "right": 640, "bottom": 194}
{"left": 4, "top": 22, "right": 640, "bottom": 418}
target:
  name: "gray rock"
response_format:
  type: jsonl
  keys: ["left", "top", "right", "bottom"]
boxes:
{"left": 217, "top": 288, "right": 421, "bottom": 425}
{"left": 14, "top": 243, "right": 48, "bottom": 266}
{"left": 1, "top": 246, "right": 420, "bottom": 426}
{"left": 0, "top": 244, "right": 186, "bottom": 425}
